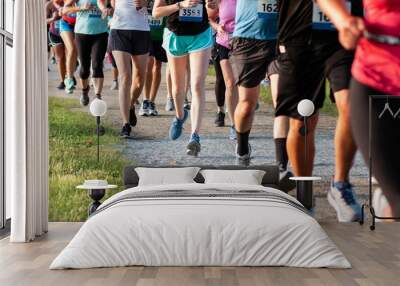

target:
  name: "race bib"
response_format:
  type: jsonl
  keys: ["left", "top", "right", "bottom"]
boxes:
{"left": 257, "top": 0, "right": 278, "bottom": 19}
{"left": 179, "top": 4, "right": 203, "bottom": 22}
{"left": 312, "top": 2, "right": 351, "bottom": 31}
{"left": 148, "top": 15, "right": 163, "bottom": 28}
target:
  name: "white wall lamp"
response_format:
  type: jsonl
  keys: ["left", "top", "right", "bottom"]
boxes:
{"left": 290, "top": 100, "right": 321, "bottom": 212}
{"left": 89, "top": 98, "right": 108, "bottom": 162}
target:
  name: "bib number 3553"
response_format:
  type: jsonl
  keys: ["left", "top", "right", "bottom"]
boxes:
{"left": 179, "top": 4, "right": 203, "bottom": 22}
{"left": 257, "top": 0, "right": 278, "bottom": 19}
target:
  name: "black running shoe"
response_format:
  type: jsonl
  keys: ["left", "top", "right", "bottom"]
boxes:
{"left": 80, "top": 86, "right": 90, "bottom": 106}
{"left": 119, "top": 123, "right": 131, "bottom": 138}
{"left": 57, "top": 82, "right": 65, "bottom": 90}
{"left": 72, "top": 76, "right": 77, "bottom": 89}
{"left": 96, "top": 94, "right": 102, "bottom": 99}
{"left": 214, "top": 111, "right": 225, "bottom": 127}
{"left": 129, "top": 108, "right": 137, "bottom": 127}
{"left": 279, "top": 170, "right": 296, "bottom": 193}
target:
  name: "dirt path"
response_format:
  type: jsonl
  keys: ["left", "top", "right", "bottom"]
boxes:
{"left": 48, "top": 62, "right": 369, "bottom": 222}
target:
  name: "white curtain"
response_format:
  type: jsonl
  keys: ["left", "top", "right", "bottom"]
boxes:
{"left": 7, "top": 0, "right": 49, "bottom": 242}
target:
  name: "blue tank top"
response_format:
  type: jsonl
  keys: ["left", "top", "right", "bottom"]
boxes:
{"left": 233, "top": 0, "right": 278, "bottom": 40}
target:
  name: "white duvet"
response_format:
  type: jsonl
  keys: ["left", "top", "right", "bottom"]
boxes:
{"left": 50, "top": 183, "right": 351, "bottom": 269}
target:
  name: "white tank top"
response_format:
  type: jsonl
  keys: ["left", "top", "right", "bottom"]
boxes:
{"left": 111, "top": 0, "right": 150, "bottom": 31}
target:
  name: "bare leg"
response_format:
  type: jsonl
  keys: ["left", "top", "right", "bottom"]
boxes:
{"left": 113, "top": 51, "right": 133, "bottom": 125}
{"left": 144, "top": 57, "right": 155, "bottom": 101}
{"left": 168, "top": 55, "right": 189, "bottom": 120}
{"left": 93, "top": 78, "right": 104, "bottom": 95}
{"left": 112, "top": 67, "right": 118, "bottom": 81}
{"left": 188, "top": 48, "right": 211, "bottom": 134}
{"left": 166, "top": 64, "right": 173, "bottom": 99}
{"left": 53, "top": 44, "right": 66, "bottom": 82}
{"left": 220, "top": 59, "right": 238, "bottom": 126}
{"left": 150, "top": 60, "right": 162, "bottom": 102}
{"left": 235, "top": 85, "right": 259, "bottom": 133}
{"left": 130, "top": 54, "right": 149, "bottom": 108}
{"left": 270, "top": 74, "right": 289, "bottom": 138}
{"left": 333, "top": 89, "right": 357, "bottom": 182}
{"left": 60, "top": 31, "right": 77, "bottom": 79}
{"left": 287, "top": 114, "right": 319, "bottom": 176}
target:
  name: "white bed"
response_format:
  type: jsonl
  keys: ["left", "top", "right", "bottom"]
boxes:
{"left": 50, "top": 183, "right": 351, "bottom": 269}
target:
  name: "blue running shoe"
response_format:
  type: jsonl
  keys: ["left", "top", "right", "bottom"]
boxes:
{"left": 229, "top": 126, "right": 237, "bottom": 141}
{"left": 64, "top": 77, "right": 75, "bottom": 94}
{"left": 169, "top": 109, "right": 189, "bottom": 140}
{"left": 328, "top": 181, "right": 361, "bottom": 222}
{"left": 186, "top": 133, "right": 201, "bottom": 156}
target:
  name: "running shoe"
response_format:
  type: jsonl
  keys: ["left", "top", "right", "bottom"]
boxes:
{"left": 139, "top": 100, "right": 150, "bottom": 116}
{"left": 64, "top": 77, "right": 75, "bottom": 94}
{"left": 229, "top": 126, "right": 237, "bottom": 141}
{"left": 165, "top": 97, "right": 175, "bottom": 111}
{"left": 169, "top": 109, "right": 189, "bottom": 140}
{"left": 73, "top": 76, "right": 77, "bottom": 87}
{"left": 215, "top": 111, "right": 225, "bottom": 127}
{"left": 186, "top": 133, "right": 201, "bottom": 157}
{"left": 372, "top": 188, "right": 389, "bottom": 220}
{"left": 235, "top": 143, "right": 252, "bottom": 162}
{"left": 184, "top": 97, "right": 191, "bottom": 110}
{"left": 110, "top": 80, "right": 119, "bottom": 91}
{"left": 96, "top": 94, "right": 102, "bottom": 99}
{"left": 119, "top": 123, "right": 131, "bottom": 138}
{"left": 51, "top": 56, "right": 56, "bottom": 65}
{"left": 328, "top": 181, "right": 361, "bottom": 222}
{"left": 148, "top": 101, "right": 158, "bottom": 116}
{"left": 279, "top": 170, "right": 296, "bottom": 193}
{"left": 255, "top": 101, "right": 260, "bottom": 111}
{"left": 57, "top": 81, "right": 65, "bottom": 90}
{"left": 129, "top": 108, "right": 137, "bottom": 127}
{"left": 80, "top": 86, "right": 90, "bottom": 106}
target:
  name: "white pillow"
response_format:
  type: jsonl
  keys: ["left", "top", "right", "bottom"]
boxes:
{"left": 200, "top": 169, "right": 266, "bottom": 185}
{"left": 135, "top": 167, "right": 201, "bottom": 186}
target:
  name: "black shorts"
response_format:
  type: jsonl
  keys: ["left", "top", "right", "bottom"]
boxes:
{"left": 230, "top": 37, "right": 276, "bottom": 88}
{"left": 48, "top": 32, "right": 64, "bottom": 47}
{"left": 267, "top": 59, "right": 280, "bottom": 78}
{"left": 215, "top": 43, "right": 230, "bottom": 61}
{"left": 276, "top": 41, "right": 349, "bottom": 119}
{"left": 109, "top": 29, "right": 150, "bottom": 56}
{"left": 326, "top": 48, "right": 354, "bottom": 101}
{"left": 149, "top": 40, "right": 168, "bottom": 63}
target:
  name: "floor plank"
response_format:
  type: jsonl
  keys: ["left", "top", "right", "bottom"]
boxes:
{"left": 0, "top": 222, "right": 399, "bottom": 286}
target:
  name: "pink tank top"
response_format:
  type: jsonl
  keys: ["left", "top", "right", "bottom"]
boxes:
{"left": 352, "top": 0, "right": 400, "bottom": 95}
{"left": 216, "top": 0, "right": 237, "bottom": 49}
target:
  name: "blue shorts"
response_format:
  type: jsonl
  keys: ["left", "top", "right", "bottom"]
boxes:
{"left": 162, "top": 27, "right": 213, "bottom": 57}
{"left": 60, "top": 20, "right": 75, "bottom": 33}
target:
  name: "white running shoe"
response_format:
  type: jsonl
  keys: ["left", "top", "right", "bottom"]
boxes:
{"left": 165, "top": 97, "right": 175, "bottom": 111}
{"left": 139, "top": 100, "right": 150, "bottom": 116}
{"left": 328, "top": 181, "right": 361, "bottom": 222}
{"left": 110, "top": 80, "right": 118, "bottom": 90}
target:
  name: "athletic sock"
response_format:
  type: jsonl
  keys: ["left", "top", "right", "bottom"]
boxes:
{"left": 237, "top": 130, "right": 251, "bottom": 156}
{"left": 275, "top": 138, "right": 288, "bottom": 172}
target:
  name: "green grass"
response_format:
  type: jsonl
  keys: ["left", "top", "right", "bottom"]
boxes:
{"left": 260, "top": 81, "right": 338, "bottom": 116}
{"left": 49, "top": 97, "right": 128, "bottom": 222}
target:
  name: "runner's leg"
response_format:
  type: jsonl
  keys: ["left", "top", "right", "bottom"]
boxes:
{"left": 334, "top": 89, "right": 357, "bottom": 182}
{"left": 53, "top": 44, "right": 66, "bottom": 83}
{"left": 188, "top": 47, "right": 211, "bottom": 135}
{"left": 130, "top": 54, "right": 149, "bottom": 109}
{"left": 287, "top": 114, "right": 319, "bottom": 176}
{"left": 150, "top": 60, "right": 162, "bottom": 103}
{"left": 220, "top": 59, "right": 238, "bottom": 127}
{"left": 113, "top": 51, "right": 132, "bottom": 125}
{"left": 91, "top": 33, "right": 108, "bottom": 96}
{"left": 144, "top": 57, "right": 155, "bottom": 101}
{"left": 60, "top": 31, "right": 77, "bottom": 83}
{"left": 168, "top": 55, "right": 189, "bottom": 120}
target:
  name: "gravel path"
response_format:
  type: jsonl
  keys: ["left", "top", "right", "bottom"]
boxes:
{"left": 49, "top": 63, "right": 370, "bottom": 222}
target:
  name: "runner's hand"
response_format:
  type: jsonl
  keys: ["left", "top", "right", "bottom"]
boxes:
{"left": 216, "top": 24, "right": 226, "bottom": 37}
{"left": 101, "top": 7, "right": 113, "bottom": 19}
{"left": 206, "top": 0, "right": 217, "bottom": 9}
{"left": 338, "top": 16, "right": 365, "bottom": 50}
{"left": 80, "top": 2, "right": 93, "bottom": 11}
{"left": 180, "top": 0, "right": 201, "bottom": 8}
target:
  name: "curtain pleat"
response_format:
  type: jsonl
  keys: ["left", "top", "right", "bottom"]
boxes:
{"left": 9, "top": 0, "right": 49, "bottom": 242}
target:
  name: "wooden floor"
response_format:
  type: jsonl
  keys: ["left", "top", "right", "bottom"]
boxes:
{"left": 0, "top": 222, "right": 399, "bottom": 286}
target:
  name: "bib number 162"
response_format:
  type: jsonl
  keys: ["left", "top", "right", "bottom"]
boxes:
{"left": 258, "top": 0, "right": 278, "bottom": 19}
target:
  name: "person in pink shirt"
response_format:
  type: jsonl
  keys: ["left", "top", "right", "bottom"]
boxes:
{"left": 317, "top": 0, "right": 400, "bottom": 218}
{"left": 209, "top": 0, "right": 238, "bottom": 140}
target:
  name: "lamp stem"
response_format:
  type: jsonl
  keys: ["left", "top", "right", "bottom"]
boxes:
{"left": 96, "top": 116, "right": 100, "bottom": 162}
{"left": 304, "top": 116, "right": 307, "bottom": 168}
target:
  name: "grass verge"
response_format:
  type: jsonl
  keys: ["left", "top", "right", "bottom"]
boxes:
{"left": 49, "top": 97, "right": 128, "bottom": 222}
